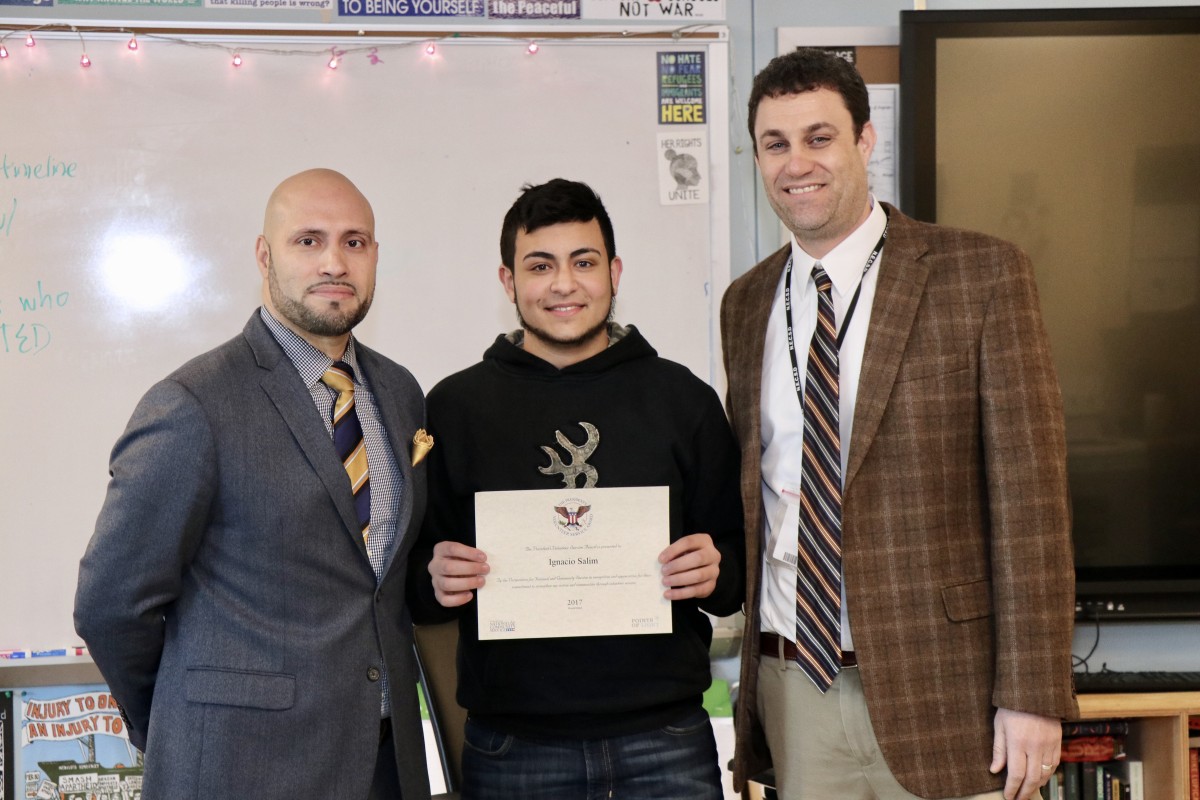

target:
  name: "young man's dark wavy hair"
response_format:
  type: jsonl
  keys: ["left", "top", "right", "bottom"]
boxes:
{"left": 500, "top": 178, "right": 617, "bottom": 269}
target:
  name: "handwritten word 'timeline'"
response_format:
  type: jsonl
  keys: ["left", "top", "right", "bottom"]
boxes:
{"left": 1, "top": 154, "right": 78, "bottom": 180}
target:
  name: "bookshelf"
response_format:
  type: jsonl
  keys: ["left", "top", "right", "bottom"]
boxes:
{"left": 1076, "top": 692, "right": 1200, "bottom": 800}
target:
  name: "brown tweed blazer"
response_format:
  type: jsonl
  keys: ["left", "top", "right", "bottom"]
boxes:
{"left": 722, "top": 204, "right": 1078, "bottom": 798}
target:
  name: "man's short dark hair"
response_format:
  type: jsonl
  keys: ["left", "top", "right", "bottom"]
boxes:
{"left": 500, "top": 179, "right": 617, "bottom": 269}
{"left": 747, "top": 48, "right": 870, "bottom": 148}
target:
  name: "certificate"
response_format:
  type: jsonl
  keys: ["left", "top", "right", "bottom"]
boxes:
{"left": 474, "top": 486, "right": 672, "bottom": 640}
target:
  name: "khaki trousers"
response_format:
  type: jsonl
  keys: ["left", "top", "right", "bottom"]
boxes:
{"left": 756, "top": 655, "right": 1004, "bottom": 800}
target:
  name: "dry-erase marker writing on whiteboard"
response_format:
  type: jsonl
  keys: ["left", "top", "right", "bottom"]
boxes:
{"left": 28, "top": 647, "right": 88, "bottom": 658}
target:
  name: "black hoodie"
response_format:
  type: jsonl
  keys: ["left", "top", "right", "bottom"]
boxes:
{"left": 410, "top": 325, "right": 744, "bottom": 738}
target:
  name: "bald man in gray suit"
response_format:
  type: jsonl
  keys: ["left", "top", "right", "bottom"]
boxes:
{"left": 76, "top": 169, "right": 431, "bottom": 799}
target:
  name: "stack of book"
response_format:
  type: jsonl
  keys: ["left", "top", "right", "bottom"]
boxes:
{"left": 1041, "top": 720, "right": 1142, "bottom": 800}
{"left": 1189, "top": 715, "right": 1199, "bottom": 800}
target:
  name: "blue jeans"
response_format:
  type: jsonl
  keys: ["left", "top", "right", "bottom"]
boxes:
{"left": 461, "top": 708, "right": 724, "bottom": 800}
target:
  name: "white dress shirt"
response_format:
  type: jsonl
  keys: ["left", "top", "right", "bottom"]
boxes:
{"left": 759, "top": 200, "right": 888, "bottom": 649}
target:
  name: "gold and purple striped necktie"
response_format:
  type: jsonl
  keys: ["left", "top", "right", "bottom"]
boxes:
{"left": 321, "top": 362, "right": 372, "bottom": 546}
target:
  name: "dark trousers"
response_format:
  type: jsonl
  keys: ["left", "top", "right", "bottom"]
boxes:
{"left": 369, "top": 717, "right": 403, "bottom": 800}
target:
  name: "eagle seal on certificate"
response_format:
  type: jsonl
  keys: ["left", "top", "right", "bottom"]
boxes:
{"left": 552, "top": 499, "right": 593, "bottom": 535}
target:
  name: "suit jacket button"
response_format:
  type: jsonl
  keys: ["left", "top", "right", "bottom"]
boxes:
{"left": 367, "top": 666, "right": 381, "bottom": 682}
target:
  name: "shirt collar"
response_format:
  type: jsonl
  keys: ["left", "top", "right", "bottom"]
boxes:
{"left": 788, "top": 197, "right": 887, "bottom": 296}
{"left": 259, "top": 306, "right": 362, "bottom": 388}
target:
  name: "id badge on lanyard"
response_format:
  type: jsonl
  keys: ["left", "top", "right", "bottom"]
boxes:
{"left": 771, "top": 212, "right": 889, "bottom": 571}
{"left": 766, "top": 489, "right": 801, "bottom": 569}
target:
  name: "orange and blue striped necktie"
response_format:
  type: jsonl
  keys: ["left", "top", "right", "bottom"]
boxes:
{"left": 794, "top": 264, "right": 844, "bottom": 692}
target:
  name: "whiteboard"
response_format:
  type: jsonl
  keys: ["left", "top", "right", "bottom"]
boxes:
{"left": 0, "top": 28, "right": 729, "bottom": 651}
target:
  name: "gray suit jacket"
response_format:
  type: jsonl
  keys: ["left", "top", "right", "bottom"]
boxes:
{"left": 722, "top": 205, "right": 1077, "bottom": 798}
{"left": 75, "top": 313, "right": 430, "bottom": 800}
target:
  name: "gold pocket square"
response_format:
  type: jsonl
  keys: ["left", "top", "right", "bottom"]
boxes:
{"left": 411, "top": 428, "right": 434, "bottom": 467}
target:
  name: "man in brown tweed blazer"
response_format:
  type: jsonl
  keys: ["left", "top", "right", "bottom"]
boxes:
{"left": 722, "top": 49, "right": 1077, "bottom": 800}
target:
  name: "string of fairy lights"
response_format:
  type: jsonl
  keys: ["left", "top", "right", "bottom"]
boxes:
{"left": 0, "top": 22, "right": 714, "bottom": 71}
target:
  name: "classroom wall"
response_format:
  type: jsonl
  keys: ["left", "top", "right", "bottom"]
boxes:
{"left": 3, "top": 0, "right": 1194, "bottom": 672}
{"left": 733, "top": 0, "right": 1200, "bottom": 269}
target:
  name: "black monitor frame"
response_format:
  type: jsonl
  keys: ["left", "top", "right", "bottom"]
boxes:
{"left": 900, "top": 6, "right": 1200, "bottom": 621}
{"left": 901, "top": 6, "right": 1200, "bottom": 218}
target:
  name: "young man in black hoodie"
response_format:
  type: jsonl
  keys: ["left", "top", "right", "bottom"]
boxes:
{"left": 409, "top": 178, "right": 744, "bottom": 799}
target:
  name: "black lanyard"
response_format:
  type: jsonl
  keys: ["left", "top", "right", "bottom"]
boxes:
{"left": 782, "top": 216, "right": 888, "bottom": 406}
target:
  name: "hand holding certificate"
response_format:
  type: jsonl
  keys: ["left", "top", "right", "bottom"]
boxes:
{"left": 474, "top": 486, "right": 672, "bottom": 640}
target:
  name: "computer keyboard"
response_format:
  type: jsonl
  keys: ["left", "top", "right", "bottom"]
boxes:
{"left": 1073, "top": 670, "right": 1200, "bottom": 693}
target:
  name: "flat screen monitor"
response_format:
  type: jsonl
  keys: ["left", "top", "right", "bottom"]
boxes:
{"left": 900, "top": 7, "right": 1200, "bottom": 619}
